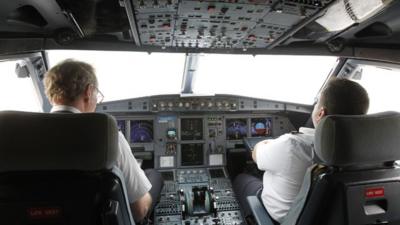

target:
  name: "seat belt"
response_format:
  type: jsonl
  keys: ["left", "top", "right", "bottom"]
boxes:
{"left": 281, "top": 164, "right": 317, "bottom": 225}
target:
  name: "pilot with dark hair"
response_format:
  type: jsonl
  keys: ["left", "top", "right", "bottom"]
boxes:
{"left": 43, "top": 59, "right": 163, "bottom": 222}
{"left": 233, "top": 78, "right": 369, "bottom": 223}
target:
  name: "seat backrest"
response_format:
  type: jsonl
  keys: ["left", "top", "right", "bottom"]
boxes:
{"left": 0, "top": 111, "right": 134, "bottom": 225}
{"left": 292, "top": 112, "right": 400, "bottom": 225}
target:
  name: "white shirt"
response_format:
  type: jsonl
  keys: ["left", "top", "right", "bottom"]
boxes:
{"left": 51, "top": 105, "right": 152, "bottom": 203}
{"left": 255, "top": 127, "right": 315, "bottom": 222}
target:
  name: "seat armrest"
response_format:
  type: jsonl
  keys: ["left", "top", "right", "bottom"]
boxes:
{"left": 246, "top": 196, "right": 276, "bottom": 225}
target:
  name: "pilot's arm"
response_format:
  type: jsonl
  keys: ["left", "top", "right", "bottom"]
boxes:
{"left": 252, "top": 140, "right": 269, "bottom": 163}
{"left": 131, "top": 192, "right": 152, "bottom": 220}
{"left": 253, "top": 134, "right": 295, "bottom": 172}
{"left": 116, "top": 132, "right": 153, "bottom": 221}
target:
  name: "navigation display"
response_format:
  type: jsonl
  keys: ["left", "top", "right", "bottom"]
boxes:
{"left": 130, "top": 120, "right": 154, "bottom": 143}
{"left": 180, "top": 118, "right": 203, "bottom": 140}
{"left": 226, "top": 119, "right": 247, "bottom": 140}
{"left": 251, "top": 118, "right": 272, "bottom": 137}
{"left": 117, "top": 120, "right": 126, "bottom": 136}
{"left": 181, "top": 143, "right": 204, "bottom": 166}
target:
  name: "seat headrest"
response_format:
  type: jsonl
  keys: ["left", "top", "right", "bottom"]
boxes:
{"left": 315, "top": 111, "right": 400, "bottom": 167}
{"left": 0, "top": 111, "right": 119, "bottom": 172}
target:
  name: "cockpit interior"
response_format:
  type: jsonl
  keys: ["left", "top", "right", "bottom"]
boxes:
{"left": 1, "top": 0, "right": 400, "bottom": 225}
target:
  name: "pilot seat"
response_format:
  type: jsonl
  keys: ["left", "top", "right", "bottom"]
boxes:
{"left": 0, "top": 111, "right": 135, "bottom": 225}
{"left": 247, "top": 111, "right": 400, "bottom": 225}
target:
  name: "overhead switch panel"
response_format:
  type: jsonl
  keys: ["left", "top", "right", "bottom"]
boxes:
{"left": 131, "top": 0, "right": 333, "bottom": 48}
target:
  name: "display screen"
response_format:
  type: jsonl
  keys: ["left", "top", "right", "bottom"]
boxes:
{"left": 130, "top": 120, "right": 153, "bottom": 143}
{"left": 181, "top": 143, "right": 204, "bottom": 166}
{"left": 180, "top": 118, "right": 203, "bottom": 140}
{"left": 251, "top": 118, "right": 273, "bottom": 137}
{"left": 166, "top": 128, "right": 177, "bottom": 140}
{"left": 226, "top": 119, "right": 247, "bottom": 140}
{"left": 117, "top": 120, "right": 126, "bottom": 136}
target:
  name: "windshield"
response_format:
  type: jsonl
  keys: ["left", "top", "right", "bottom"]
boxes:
{"left": 195, "top": 54, "right": 338, "bottom": 105}
{"left": 48, "top": 50, "right": 337, "bottom": 104}
{"left": 48, "top": 50, "right": 186, "bottom": 102}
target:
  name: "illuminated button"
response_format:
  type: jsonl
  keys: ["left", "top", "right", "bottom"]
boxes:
{"left": 185, "top": 102, "right": 190, "bottom": 108}
{"left": 224, "top": 102, "right": 229, "bottom": 107}
{"left": 208, "top": 102, "right": 213, "bottom": 107}
{"left": 200, "top": 102, "right": 205, "bottom": 107}
{"left": 160, "top": 102, "right": 165, "bottom": 107}
{"left": 216, "top": 102, "right": 222, "bottom": 107}
{"left": 178, "top": 102, "right": 184, "bottom": 107}
{"left": 168, "top": 102, "right": 173, "bottom": 107}
{"left": 153, "top": 104, "right": 157, "bottom": 108}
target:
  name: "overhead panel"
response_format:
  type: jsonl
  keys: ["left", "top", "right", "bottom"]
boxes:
{"left": 132, "top": 0, "right": 333, "bottom": 49}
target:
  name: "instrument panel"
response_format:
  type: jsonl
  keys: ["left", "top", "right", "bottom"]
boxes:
{"left": 100, "top": 95, "right": 309, "bottom": 169}
{"left": 104, "top": 95, "right": 308, "bottom": 225}
{"left": 115, "top": 113, "right": 293, "bottom": 169}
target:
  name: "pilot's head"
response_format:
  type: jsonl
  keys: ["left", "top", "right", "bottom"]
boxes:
{"left": 312, "top": 78, "right": 369, "bottom": 127}
{"left": 44, "top": 59, "right": 103, "bottom": 112}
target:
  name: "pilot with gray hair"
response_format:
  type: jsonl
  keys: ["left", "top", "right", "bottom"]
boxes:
{"left": 233, "top": 78, "right": 370, "bottom": 223}
{"left": 43, "top": 59, "right": 163, "bottom": 222}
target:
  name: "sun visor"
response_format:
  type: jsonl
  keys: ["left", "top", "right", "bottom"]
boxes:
{"left": 316, "top": 0, "right": 391, "bottom": 32}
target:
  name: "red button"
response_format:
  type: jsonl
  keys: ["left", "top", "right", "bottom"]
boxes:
{"left": 208, "top": 5, "right": 216, "bottom": 13}
{"left": 248, "top": 35, "right": 257, "bottom": 41}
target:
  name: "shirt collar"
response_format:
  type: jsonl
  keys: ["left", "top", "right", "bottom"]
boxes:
{"left": 299, "top": 127, "right": 315, "bottom": 135}
{"left": 50, "top": 105, "right": 81, "bottom": 113}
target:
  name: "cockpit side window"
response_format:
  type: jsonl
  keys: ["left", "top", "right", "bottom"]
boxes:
{"left": 0, "top": 60, "right": 41, "bottom": 112}
{"left": 345, "top": 63, "right": 400, "bottom": 114}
